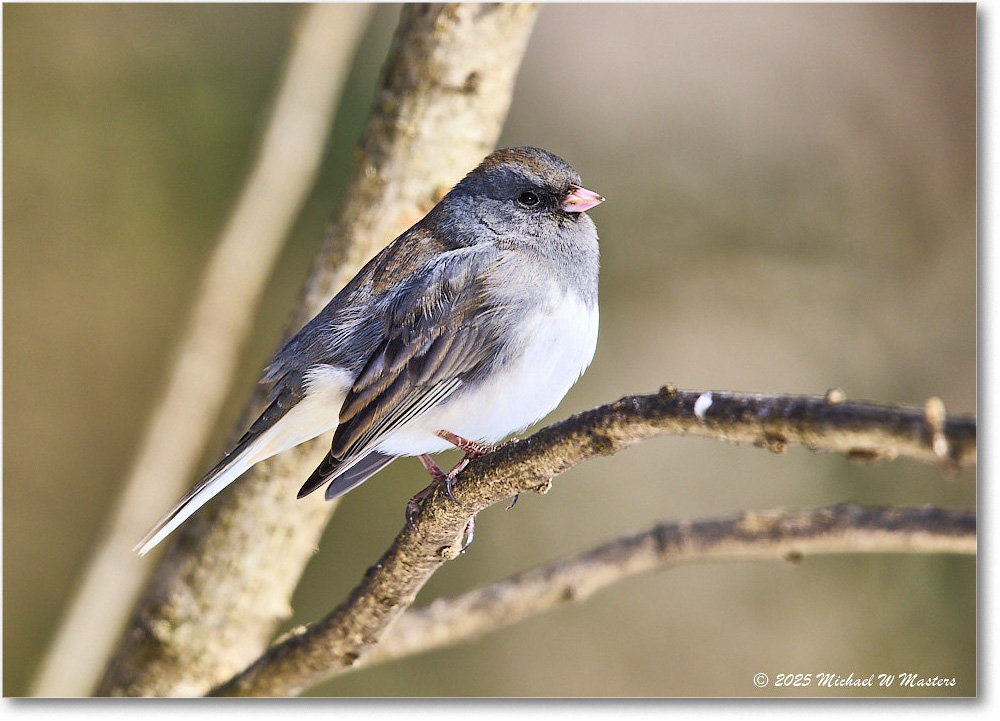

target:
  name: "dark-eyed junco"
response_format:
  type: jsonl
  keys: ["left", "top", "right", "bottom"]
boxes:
{"left": 136, "top": 147, "right": 604, "bottom": 555}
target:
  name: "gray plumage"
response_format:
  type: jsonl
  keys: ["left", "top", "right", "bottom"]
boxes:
{"left": 136, "top": 147, "right": 602, "bottom": 556}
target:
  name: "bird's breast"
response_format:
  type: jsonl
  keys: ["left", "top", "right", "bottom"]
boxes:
{"left": 376, "top": 286, "right": 599, "bottom": 456}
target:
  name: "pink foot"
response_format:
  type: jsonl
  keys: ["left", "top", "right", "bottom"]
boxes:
{"left": 404, "top": 430, "right": 502, "bottom": 551}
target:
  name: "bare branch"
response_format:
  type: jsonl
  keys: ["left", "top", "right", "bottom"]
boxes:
{"left": 209, "top": 389, "right": 975, "bottom": 697}
{"left": 98, "top": 3, "right": 540, "bottom": 697}
{"left": 32, "top": 5, "right": 372, "bottom": 698}
{"left": 485, "top": 387, "right": 977, "bottom": 487}
{"left": 361, "top": 504, "right": 976, "bottom": 671}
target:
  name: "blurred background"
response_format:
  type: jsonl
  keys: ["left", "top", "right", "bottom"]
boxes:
{"left": 3, "top": 3, "right": 975, "bottom": 697}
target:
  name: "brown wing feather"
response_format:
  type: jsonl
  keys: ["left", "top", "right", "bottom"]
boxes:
{"left": 329, "top": 247, "right": 505, "bottom": 460}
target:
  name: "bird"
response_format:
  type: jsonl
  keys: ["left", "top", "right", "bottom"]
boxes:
{"left": 135, "top": 146, "right": 604, "bottom": 556}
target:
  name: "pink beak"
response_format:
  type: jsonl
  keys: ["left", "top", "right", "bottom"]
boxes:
{"left": 560, "top": 185, "right": 605, "bottom": 213}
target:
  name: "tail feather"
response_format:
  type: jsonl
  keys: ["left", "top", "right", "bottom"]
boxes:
{"left": 135, "top": 367, "right": 352, "bottom": 556}
{"left": 134, "top": 438, "right": 260, "bottom": 556}
{"left": 325, "top": 452, "right": 396, "bottom": 500}
{"left": 297, "top": 450, "right": 396, "bottom": 501}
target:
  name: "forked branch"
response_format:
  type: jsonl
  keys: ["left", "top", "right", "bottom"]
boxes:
{"left": 360, "top": 503, "right": 975, "bottom": 671}
{"left": 210, "top": 387, "right": 975, "bottom": 696}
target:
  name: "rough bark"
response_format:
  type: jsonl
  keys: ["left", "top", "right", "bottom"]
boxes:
{"left": 97, "top": 3, "right": 540, "bottom": 697}
{"left": 360, "top": 504, "right": 976, "bottom": 672}
{"left": 32, "top": 4, "right": 372, "bottom": 697}
{"left": 209, "top": 388, "right": 975, "bottom": 696}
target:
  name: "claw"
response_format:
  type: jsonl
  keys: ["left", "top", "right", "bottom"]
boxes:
{"left": 406, "top": 452, "right": 464, "bottom": 528}
{"left": 406, "top": 431, "right": 498, "bottom": 547}
{"left": 459, "top": 515, "right": 476, "bottom": 553}
{"left": 443, "top": 474, "right": 459, "bottom": 504}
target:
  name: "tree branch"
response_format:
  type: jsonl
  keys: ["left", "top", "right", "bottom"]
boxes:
{"left": 360, "top": 504, "right": 975, "bottom": 672}
{"left": 33, "top": 5, "right": 372, "bottom": 698}
{"left": 98, "top": 3, "right": 540, "bottom": 697}
{"left": 209, "top": 388, "right": 975, "bottom": 696}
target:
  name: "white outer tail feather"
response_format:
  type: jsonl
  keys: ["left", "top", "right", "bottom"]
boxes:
{"left": 134, "top": 445, "right": 260, "bottom": 556}
{"left": 135, "top": 364, "right": 351, "bottom": 556}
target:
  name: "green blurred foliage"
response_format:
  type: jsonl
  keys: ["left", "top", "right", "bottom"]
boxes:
{"left": 3, "top": 3, "right": 975, "bottom": 697}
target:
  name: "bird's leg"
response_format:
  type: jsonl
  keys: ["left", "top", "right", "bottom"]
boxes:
{"left": 415, "top": 452, "right": 460, "bottom": 503}
{"left": 439, "top": 431, "right": 522, "bottom": 510}
{"left": 436, "top": 430, "right": 496, "bottom": 458}
{"left": 407, "top": 454, "right": 476, "bottom": 552}
{"left": 417, "top": 452, "right": 449, "bottom": 486}
{"left": 438, "top": 430, "right": 523, "bottom": 511}
{"left": 405, "top": 430, "right": 500, "bottom": 551}
{"left": 406, "top": 454, "right": 447, "bottom": 528}
{"left": 446, "top": 430, "right": 521, "bottom": 455}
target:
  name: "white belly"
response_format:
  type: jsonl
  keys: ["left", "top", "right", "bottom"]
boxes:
{"left": 376, "top": 288, "right": 599, "bottom": 456}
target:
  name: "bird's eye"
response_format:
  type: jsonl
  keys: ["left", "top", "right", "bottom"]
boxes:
{"left": 517, "top": 191, "right": 540, "bottom": 207}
